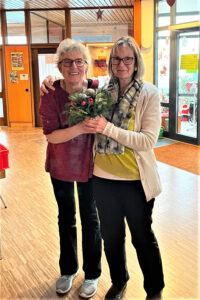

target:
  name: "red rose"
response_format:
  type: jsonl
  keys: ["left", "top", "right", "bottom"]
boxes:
{"left": 88, "top": 98, "right": 93, "bottom": 103}
{"left": 81, "top": 101, "right": 86, "bottom": 106}
{"left": 70, "top": 101, "right": 74, "bottom": 106}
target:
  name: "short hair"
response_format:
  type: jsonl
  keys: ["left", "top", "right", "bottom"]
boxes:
{"left": 108, "top": 36, "right": 145, "bottom": 81}
{"left": 56, "top": 38, "right": 90, "bottom": 68}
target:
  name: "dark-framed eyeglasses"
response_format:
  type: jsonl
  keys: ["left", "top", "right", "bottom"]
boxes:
{"left": 60, "top": 58, "right": 87, "bottom": 67}
{"left": 111, "top": 57, "right": 134, "bottom": 65}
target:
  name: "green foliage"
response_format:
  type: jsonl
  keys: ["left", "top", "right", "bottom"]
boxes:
{"left": 63, "top": 87, "right": 114, "bottom": 125}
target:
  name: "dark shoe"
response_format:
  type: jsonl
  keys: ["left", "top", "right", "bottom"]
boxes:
{"left": 146, "top": 291, "right": 162, "bottom": 299}
{"left": 105, "top": 284, "right": 127, "bottom": 300}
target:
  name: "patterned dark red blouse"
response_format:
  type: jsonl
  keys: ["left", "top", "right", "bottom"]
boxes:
{"left": 39, "top": 80, "right": 98, "bottom": 182}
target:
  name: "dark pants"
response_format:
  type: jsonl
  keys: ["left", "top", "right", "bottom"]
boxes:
{"left": 51, "top": 177, "right": 102, "bottom": 279}
{"left": 93, "top": 176, "right": 164, "bottom": 296}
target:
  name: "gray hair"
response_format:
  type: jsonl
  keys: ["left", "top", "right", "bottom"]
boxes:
{"left": 56, "top": 38, "right": 90, "bottom": 68}
{"left": 108, "top": 36, "right": 145, "bottom": 81}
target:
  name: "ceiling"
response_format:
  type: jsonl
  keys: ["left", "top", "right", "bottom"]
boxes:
{"left": 0, "top": 0, "right": 134, "bottom": 27}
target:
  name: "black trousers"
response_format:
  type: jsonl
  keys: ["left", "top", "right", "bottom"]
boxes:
{"left": 93, "top": 176, "right": 164, "bottom": 296}
{"left": 51, "top": 177, "right": 102, "bottom": 279}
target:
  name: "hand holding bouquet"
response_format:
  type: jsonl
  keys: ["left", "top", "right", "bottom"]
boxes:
{"left": 63, "top": 87, "right": 114, "bottom": 125}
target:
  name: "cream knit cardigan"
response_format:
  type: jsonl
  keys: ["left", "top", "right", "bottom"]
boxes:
{"left": 94, "top": 81, "right": 162, "bottom": 202}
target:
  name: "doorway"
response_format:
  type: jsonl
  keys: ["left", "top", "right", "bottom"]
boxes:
{"left": 32, "top": 47, "right": 61, "bottom": 127}
{"left": 176, "top": 30, "right": 199, "bottom": 139}
{"left": 169, "top": 27, "right": 199, "bottom": 145}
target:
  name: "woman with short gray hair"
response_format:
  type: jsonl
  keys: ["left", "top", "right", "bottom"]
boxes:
{"left": 39, "top": 38, "right": 101, "bottom": 298}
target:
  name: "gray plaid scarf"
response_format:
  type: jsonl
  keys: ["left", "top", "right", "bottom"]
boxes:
{"left": 95, "top": 78, "right": 143, "bottom": 155}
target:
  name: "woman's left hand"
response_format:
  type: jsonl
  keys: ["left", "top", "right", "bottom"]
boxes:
{"left": 83, "top": 116, "right": 108, "bottom": 133}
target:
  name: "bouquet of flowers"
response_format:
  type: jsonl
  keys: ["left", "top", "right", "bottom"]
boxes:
{"left": 63, "top": 87, "right": 114, "bottom": 125}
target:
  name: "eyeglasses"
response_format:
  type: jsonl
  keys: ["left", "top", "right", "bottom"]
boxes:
{"left": 111, "top": 57, "right": 134, "bottom": 65}
{"left": 60, "top": 58, "right": 87, "bottom": 67}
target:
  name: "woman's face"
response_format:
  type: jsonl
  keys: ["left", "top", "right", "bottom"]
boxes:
{"left": 59, "top": 50, "right": 87, "bottom": 85}
{"left": 111, "top": 45, "right": 135, "bottom": 82}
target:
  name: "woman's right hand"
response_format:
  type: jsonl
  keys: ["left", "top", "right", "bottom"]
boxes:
{"left": 40, "top": 75, "right": 56, "bottom": 96}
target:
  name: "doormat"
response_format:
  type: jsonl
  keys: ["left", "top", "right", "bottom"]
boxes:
{"left": 154, "top": 142, "right": 200, "bottom": 175}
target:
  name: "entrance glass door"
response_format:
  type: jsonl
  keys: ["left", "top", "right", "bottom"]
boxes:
{"left": 176, "top": 30, "right": 199, "bottom": 138}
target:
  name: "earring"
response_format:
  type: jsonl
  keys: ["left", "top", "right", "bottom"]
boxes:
{"left": 134, "top": 67, "right": 137, "bottom": 71}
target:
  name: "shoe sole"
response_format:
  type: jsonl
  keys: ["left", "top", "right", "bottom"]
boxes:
{"left": 79, "top": 289, "right": 97, "bottom": 299}
{"left": 56, "top": 270, "right": 79, "bottom": 294}
{"left": 79, "top": 288, "right": 97, "bottom": 299}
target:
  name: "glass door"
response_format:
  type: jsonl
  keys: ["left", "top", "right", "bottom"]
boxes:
{"left": 176, "top": 29, "right": 199, "bottom": 139}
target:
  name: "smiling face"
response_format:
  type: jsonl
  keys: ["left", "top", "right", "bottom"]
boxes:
{"left": 59, "top": 50, "right": 87, "bottom": 86}
{"left": 111, "top": 45, "right": 135, "bottom": 83}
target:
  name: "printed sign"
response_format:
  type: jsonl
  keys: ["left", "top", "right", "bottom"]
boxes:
{"left": 11, "top": 52, "right": 24, "bottom": 70}
{"left": 180, "top": 54, "right": 198, "bottom": 71}
{"left": 20, "top": 74, "right": 29, "bottom": 80}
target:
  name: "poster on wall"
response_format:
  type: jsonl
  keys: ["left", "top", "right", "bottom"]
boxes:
{"left": 11, "top": 52, "right": 24, "bottom": 70}
{"left": 10, "top": 71, "right": 18, "bottom": 83}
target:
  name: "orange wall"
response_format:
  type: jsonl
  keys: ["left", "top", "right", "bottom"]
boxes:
{"left": 134, "top": 1, "right": 141, "bottom": 48}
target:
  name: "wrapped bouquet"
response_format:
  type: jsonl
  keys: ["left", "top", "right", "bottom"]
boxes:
{"left": 63, "top": 87, "right": 114, "bottom": 125}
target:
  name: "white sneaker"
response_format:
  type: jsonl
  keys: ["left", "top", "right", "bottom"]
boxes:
{"left": 56, "top": 269, "right": 79, "bottom": 294}
{"left": 79, "top": 278, "right": 99, "bottom": 298}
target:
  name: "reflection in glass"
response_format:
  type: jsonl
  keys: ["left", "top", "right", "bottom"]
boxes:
{"left": 155, "top": 31, "right": 170, "bottom": 103}
{"left": 31, "top": 13, "right": 47, "bottom": 43}
{"left": 6, "top": 11, "right": 26, "bottom": 44}
{"left": 49, "top": 21, "right": 64, "bottom": 43}
{"left": 177, "top": 31, "right": 199, "bottom": 138}
{"left": 161, "top": 106, "right": 169, "bottom": 131}
{"left": 31, "top": 11, "right": 65, "bottom": 44}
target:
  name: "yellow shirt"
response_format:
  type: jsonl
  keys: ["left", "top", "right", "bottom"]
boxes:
{"left": 95, "top": 113, "right": 140, "bottom": 180}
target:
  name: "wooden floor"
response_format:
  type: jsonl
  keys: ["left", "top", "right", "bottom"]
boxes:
{"left": 0, "top": 127, "right": 199, "bottom": 300}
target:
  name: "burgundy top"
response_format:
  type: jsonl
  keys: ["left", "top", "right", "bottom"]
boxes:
{"left": 39, "top": 80, "right": 98, "bottom": 182}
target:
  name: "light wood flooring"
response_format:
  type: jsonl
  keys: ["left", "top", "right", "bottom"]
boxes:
{"left": 0, "top": 127, "right": 199, "bottom": 300}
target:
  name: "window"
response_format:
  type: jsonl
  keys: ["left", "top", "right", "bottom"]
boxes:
{"left": 72, "top": 35, "right": 112, "bottom": 43}
{"left": 155, "top": 31, "right": 170, "bottom": 103}
{"left": 49, "top": 21, "right": 63, "bottom": 43}
{"left": 156, "top": 0, "right": 170, "bottom": 27}
{"left": 31, "top": 13, "right": 48, "bottom": 43}
{"left": 31, "top": 11, "right": 64, "bottom": 44}
{"left": 6, "top": 11, "right": 26, "bottom": 44}
{"left": 175, "top": 0, "right": 200, "bottom": 24}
